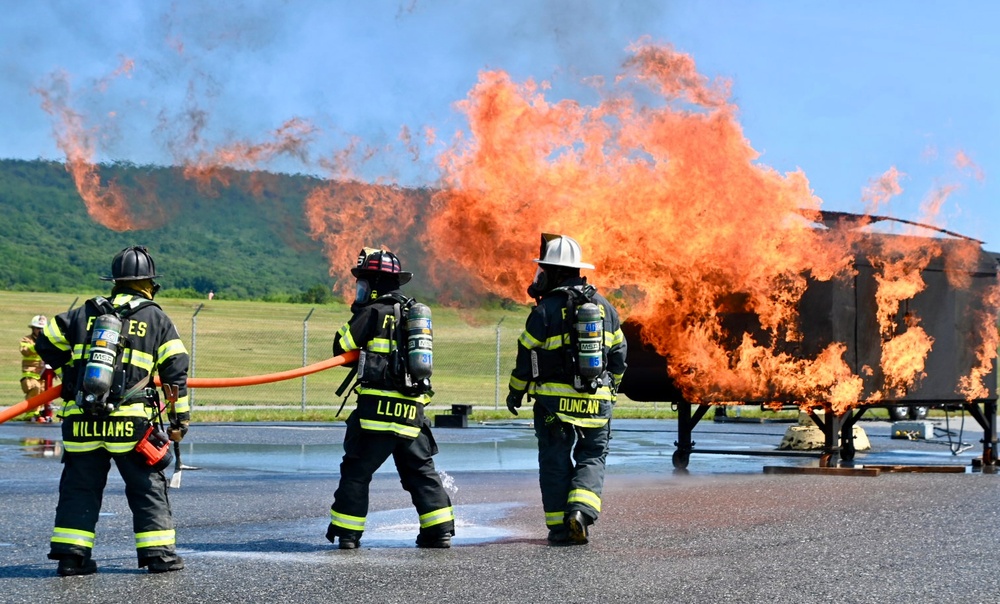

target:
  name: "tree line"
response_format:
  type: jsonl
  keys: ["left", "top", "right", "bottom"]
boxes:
{"left": 0, "top": 159, "right": 359, "bottom": 302}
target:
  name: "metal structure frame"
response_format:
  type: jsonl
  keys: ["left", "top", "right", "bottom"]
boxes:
{"left": 670, "top": 400, "right": 998, "bottom": 470}
{"left": 620, "top": 210, "right": 1000, "bottom": 471}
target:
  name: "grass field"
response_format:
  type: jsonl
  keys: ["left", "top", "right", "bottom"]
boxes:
{"left": 7, "top": 290, "right": 953, "bottom": 424}
{"left": 0, "top": 290, "right": 690, "bottom": 423}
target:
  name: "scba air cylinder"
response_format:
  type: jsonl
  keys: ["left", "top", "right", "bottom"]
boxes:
{"left": 406, "top": 303, "right": 433, "bottom": 380}
{"left": 82, "top": 314, "right": 123, "bottom": 398}
{"left": 575, "top": 302, "right": 603, "bottom": 380}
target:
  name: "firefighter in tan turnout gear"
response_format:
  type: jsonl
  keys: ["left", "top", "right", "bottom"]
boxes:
{"left": 507, "top": 234, "right": 627, "bottom": 545}
{"left": 20, "top": 314, "right": 53, "bottom": 421}
{"left": 34, "top": 246, "right": 191, "bottom": 576}
{"left": 327, "top": 248, "right": 455, "bottom": 549}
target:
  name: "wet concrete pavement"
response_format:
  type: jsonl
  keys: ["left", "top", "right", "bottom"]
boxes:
{"left": 2, "top": 417, "right": 1000, "bottom": 603}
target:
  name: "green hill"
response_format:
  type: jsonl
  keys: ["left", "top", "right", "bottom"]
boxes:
{"left": 0, "top": 159, "right": 360, "bottom": 300}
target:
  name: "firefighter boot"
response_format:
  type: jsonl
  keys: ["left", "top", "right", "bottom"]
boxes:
{"left": 565, "top": 511, "right": 589, "bottom": 545}
{"left": 547, "top": 527, "right": 572, "bottom": 546}
{"left": 338, "top": 535, "right": 361, "bottom": 550}
{"left": 415, "top": 532, "right": 452, "bottom": 549}
{"left": 143, "top": 554, "right": 184, "bottom": 573}
{"left": 326, "top": 524, "right": 361, "bottom": 550}
{"left": 57, "top": 554, "right": 97, "bottom": 577}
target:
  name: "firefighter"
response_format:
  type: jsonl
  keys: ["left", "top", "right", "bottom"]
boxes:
{"left": 506, "top": 234, "right": 627, "bottom": 545}
{"left": 34, "top": 246, "right": 191, "bottom": 576}
{"left": 19, "top": 315, "right": 49, "bottom": 421}
{"left": 326, "top": 248, "right": 455, "bottom": 549}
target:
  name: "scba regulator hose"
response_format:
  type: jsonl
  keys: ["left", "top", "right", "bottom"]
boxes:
{"left": 0, "top": 350, "right": 359, "bottom": 424}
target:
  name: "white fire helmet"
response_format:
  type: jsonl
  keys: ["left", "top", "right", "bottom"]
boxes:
{"left": 533, "top": 233, "right": 594, "bottom": 269}
{"left": 30, "top": 315, "right": 47, "bottom": 329}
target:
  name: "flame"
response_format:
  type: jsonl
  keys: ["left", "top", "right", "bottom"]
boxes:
{"left": 418, "top": 41, "right": 998, "bottom": 409}
{"left": 304, "top": 181, "right": 428, "bottom": 297}
{"left": 881, "top": 326, "right": 933, "bottom": 397}
{"left": 955, "top": 150, "right": 985, "bottom": 183}
{"left": 960, "top": 283, "right": 1000, "bottom": 401}
{"left": 181, "top": 118, "right": 317, "bottom": 188}
{"left": 34, "top": 68, "right": 141, "bottom": 231}
{"left": 32, "top": 38, "right": 998, "bottom": 410}
{"left": 861, "top": 167, "right": 903, "bottom": 214}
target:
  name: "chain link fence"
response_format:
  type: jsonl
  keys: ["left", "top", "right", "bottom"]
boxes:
{"left": 185, "top": 305, "right": 521, "bottom": 412}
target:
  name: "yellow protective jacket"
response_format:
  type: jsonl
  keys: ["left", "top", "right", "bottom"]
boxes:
{"left": 20, "top": 334, "right": 45, "bottom": 380}
{"left": 35, "top": 292, "right": 190, "bottom": 454}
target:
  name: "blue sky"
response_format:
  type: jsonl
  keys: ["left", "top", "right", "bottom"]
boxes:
{"left": 2, "top": 1, "right": 998, "bottom": 245}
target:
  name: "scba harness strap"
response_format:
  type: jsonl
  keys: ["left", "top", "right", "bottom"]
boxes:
{"left": 534, "top": 284, "right": 611, "bottom": 395}
{"left": 336, "top": 294, "right": 433, "bottom": 416}
{"left": 76, "top": 296, "right": 161, "bottom": 416}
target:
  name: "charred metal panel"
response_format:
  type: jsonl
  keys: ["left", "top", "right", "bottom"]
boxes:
{"left": 618, "top": 232, "right": 999, "bottom": 406}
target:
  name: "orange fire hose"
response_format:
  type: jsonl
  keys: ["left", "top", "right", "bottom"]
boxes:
{"left": 0, "top": 350, "right": 359, "bottom": 425}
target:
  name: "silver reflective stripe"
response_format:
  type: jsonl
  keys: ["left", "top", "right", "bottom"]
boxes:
{"left": 418, "top": 506, "right": 454, "bottom": 528}
{"left": 51, "top": 527, "right": 96, "bottom": 548}
{"left": 135, "top": 529, "right": 175, "bottom": 549}
{"left": 330, "top": 510, "right": 366, "bottom": 531}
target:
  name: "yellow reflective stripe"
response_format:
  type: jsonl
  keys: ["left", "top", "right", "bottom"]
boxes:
{"left": 123, "top": 349, "right": 154, "bottom": 372}
{"left": 330, "top": 510, "right": 366, "bottom": 531}
{"left": 157, "top": 338, "right": 187, "bottom": 361}
{"left": 22, "top": 370, "right": 41, "bottom": 379}
{"left": 358, "top": 418, "right": 421, "bottom": 439}
{"left": 545, "top": 511, "right": 564, "bottom": 527}
{"left": 337, "top": 323, "right": 358, "bottom": 351}
{"left": 367, "top": 338, "right": 391, "bottom": 354}
{"left": 609, "top": 328, "right": 624, "bottom": 346}
{"left": 356, "top": 387, "right": 430, "bottom": 405}
{"left": 43, "top": 321, "right": 70, "bottom": 351}
{"left": 135, "top": 529, "right": 175, "bottom": 549}
{"left": 52, "top": 527, "right": 96, "bottom": 548}
{"left": 555, "top": 414, "right": 609, "bottom": 428}
{"left": 110, "top": 403, "right": 152, "bottom": 418}
{"left": 509, "top": 376, "right": 528, "bottom": 391}
{"left": 106, "top": 442, "right": 141, "bottom": 454}
{"left": 63, "top": 442, "right": 103, "bottom": 453}
{"left": 71, "top": 344, "right": 86, "bottom": 362}
{"left": 533, "top": 383, "right": 614, "bottom": 400}
{"left": 517, "top": 330, "right": 542, "bottom": 349}
{"left": 418, "top": 506, "right": 455, "bottom": 528}
{"left": 541, "top": 334, "right": 564, "bottom": 351}
{"left": 66, "top": 440, "right": 145, "bottom": 453}
{"left": 568, "top": 489, "right": 602, "bottom": 513}
{"left": 67, "top": 441, "right": 142, "bottom": 454}
{"left": 173, "top": 394, "right": 190, "bottom": 415}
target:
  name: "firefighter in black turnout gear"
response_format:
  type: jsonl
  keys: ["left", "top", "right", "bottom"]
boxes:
{"left": 507, "top": 234, "right": 627, "bottom": 545}
{"left": 35, "top": 246, "right": 190, "bottom": 576}
{"left": 327, "top": 248, "right": 455, "bottom": 549}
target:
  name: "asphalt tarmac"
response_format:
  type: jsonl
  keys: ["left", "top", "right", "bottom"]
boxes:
{"left": 2, "top": 416, "right": 1000, "bottom": 604}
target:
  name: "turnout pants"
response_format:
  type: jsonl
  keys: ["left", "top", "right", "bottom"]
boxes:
{"left": 49, "top": 449, "right": 176, "bottom": 564}
{"left": 534, "top": 402, "right": 611, "bottom": 530}
{"left": 329, "top": 410, "right": 455, "bottom": 540}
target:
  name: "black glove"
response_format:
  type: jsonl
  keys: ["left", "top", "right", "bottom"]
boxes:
{"left": 168, "top": 418, "right": 189, "bottom": 443}
{"left": 506, "top": 391, "right": 524, "bottom": 416}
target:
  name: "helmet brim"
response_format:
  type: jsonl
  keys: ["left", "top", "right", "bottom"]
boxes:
{"left": 534, "top": 259, "right": 595, "bottom": 270}
{"left": 351, "top": 268, "right": 412, "bottom": 285}
{"left": 100, "top": 274, "right": 161, "bottom": 281}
